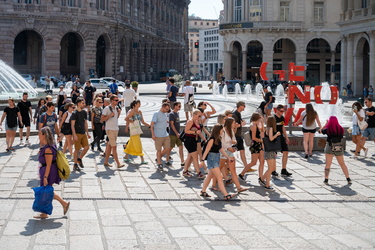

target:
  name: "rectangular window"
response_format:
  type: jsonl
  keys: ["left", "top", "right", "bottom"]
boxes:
{"left": 314, "top": 2, "right": 324, "bottom": 22}
{"left": 280, "top": 2, "right": 289, "bottom": 21}
{"left": 249, "top": 0, "right": 262, "bottom": 21}
{"left": 68, "top": 0, "right": 74, "bottom": 7}
{"left": 362, "top": 0, "right": 368, "bottom": 8}
{"left": 234, "top": 0, "right": 242, "bottom": 22}
{"left": 96, "top": 0, "right": 105, "bottom": 10}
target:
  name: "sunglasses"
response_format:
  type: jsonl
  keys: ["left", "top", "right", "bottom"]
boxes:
{"left": 278, "top": 110, "right": 285, "bottom": 112}
{"left": 113, "top": 99, "right": 119, "bottom": 102}
{"left": 98, "top": 102, "right": 103, "bottom": 104}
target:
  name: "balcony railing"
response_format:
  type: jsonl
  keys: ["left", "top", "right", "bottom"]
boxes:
{"left": 340, "top": 6, "right": 375, "bottom": 21}
{"left": 13, "top": 4, "right": 47, "bottom": 12}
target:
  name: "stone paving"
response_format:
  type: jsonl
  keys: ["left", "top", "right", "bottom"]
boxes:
{"left": 0, "top": 133, "right": 375, "bottom": 249}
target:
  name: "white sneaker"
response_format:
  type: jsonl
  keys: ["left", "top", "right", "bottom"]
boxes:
{"left": 25, "top": 139, "right": 30, "bottom": 145}
{"left": 364, "top": 148, "right": 369, "bottom": 157}
{"left": 350, "top": 155, "right": 358, "bottom": 159}
{"left": 20, "top": 139, "right": 24, "bottom": 145}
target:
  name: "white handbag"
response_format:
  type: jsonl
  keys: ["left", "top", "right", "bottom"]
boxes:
{"left": 358, "top": 119, "right": 368, "bottom": 130}
{"left": 129, "top": 120, "right": 143, "bottom": 136}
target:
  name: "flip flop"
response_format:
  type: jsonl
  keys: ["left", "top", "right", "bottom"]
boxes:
{"left": 237, "top": 188, "right": 248, "bottom": 193}
{"left": 223, "top": 194, "right": 237, "bottom": 200}
{"left": 140, "top": 161, "right": 148, "bottom": 165}
{"left": 124, "top": 159, "right": 131, "bottom": 162}
{"left": 63, "top": 202, "right": 70, "bottom": 215}
{"left": 103, "top": 163, "right": 112, "bottom": 167}
{"left": 33, "top": 214, "right": 48, "bottom": 219}
{"left": 117, "top": 164, "right": 125, "bottom": 168}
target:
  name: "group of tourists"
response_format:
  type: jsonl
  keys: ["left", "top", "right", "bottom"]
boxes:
{"left": 1, "top": 79, "right": 375, "bottom": 217}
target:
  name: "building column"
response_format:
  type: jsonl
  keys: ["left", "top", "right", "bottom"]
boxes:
{"left": 223, "top": 51, "right": 232, "bottom": 80}
{"left": 242, "top": 50, "right": 247, "bottom": 81}
{"left": 295, "top": 50, "right": 307, "bottom": 81}
{"left": 228, "top": 0, "right": 233, "bottom": 22}
{"left": 340, "top": 36, "right": 347, "bottom": 91}
{"left": 262, "top": 50, "right": 274, "bottom": 81}
{"left": 369, "top": 32, "right": 375, "bottom": 89}
{"left": 347, "top": 35, "right": 354, "bottom": 94}
{"left": 330, "top": 51, "right": 335, "bottom": 84}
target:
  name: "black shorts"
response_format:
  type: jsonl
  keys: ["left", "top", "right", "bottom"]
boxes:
{"left": 280, "top": 136, "right": 288, "bottom": 152}
{"left": 85, "top": 99, "right": 93, "bottom": 106}
{"left": 302, "top": 128, "right": 316, "bottom": 133}
{"left": 235, "top": 136, "right": 245, "bottom": 151}
{"left": 184, "top": 136, "right": 197, "bottom": 153}
{"left": 19, "top": 116, "right": 30, "bottom": 128}
{"left": 61, "top": 123, "right": 72, "bottom": 135}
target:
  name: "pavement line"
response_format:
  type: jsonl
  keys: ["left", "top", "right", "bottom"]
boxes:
{"left": 1, "top": 197, "right": 374, "bottom": 202}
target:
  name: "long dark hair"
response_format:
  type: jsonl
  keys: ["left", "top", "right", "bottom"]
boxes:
{"left": 37, "top": 98, "right": 46, "bottom": 108}
{"left": 130, "top": 100, "right": 141, "bottom": 109}
{"left": 305, "top": 103, "right": 317, "bottom": 126}
{"left": 224, "top": 117, "right": 234, "bottom": 138}
{"left": 211, "top": 124, "right": 223, "bottom": 145}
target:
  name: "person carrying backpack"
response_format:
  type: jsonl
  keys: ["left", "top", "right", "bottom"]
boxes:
{"left": 38, "top": 101, "right": 60, "bottom": 139}
{"left": 33, "top": 126, "right": 70, "bottom": 219}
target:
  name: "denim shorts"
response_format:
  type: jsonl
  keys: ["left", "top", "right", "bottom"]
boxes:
{"left": 352, "top": 124, "right": 362, "bottom": 136}
{"left": 220, "top": 150, "right": 234, "bottom": 159}
{"left": 206, "top": 152, "right": 220, "bottom": 170}
{"left": 363, "top": 127, "right": 375, "bottom": 140}
{"left": 5, "top": 123, "right": 17, "bottom": 131}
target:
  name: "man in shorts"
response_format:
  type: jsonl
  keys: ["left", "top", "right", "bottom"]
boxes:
{"left": 232, "top": 101, "right": 254, "bottom": 171}
{"left": 151, "top": 102, "right": 170, "bottom": 171}
{"left": 166, "top": 102, "right": 184, "bottom": 166}
{"left": 71, "top": 97, "right": 91, "bottom": 172}
{"left": 181, "top": 80, "right": 195, "bottom": 120}
{"left": 101, "top": 95, "right": 124, "bottom": 168}
{"left": 360, "top": 97, "right": 375, "bottom": 157}
{"left": 17, "top": 92, "right": 32, "bottom": 145}
{"left": 274, "top": 104, "right": 292, "bottom": 176}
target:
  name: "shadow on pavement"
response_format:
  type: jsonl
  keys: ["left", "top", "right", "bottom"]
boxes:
{"left": 21, "top": 218, "right": 64, "bottom": 236}
{"left": 329, "top": 184, "right": 357, "bottom": 196}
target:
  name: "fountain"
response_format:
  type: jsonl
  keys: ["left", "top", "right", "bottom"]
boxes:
{"left": 275, "top": 84, "right": 285, "bottom": 104}
{"left": 212, "top": 81, "right": 220, "bottom": 96}
{"left": 235, "top": 83, "right": 242, "bottom": 99}
{"left": 222, "top": 84, "right": 228, "bottom": 100}
{"left": 244, "top": 84, "right": 252, "bottom": 100}
{"left": 255, "top": 83, "right": 263, "bottom": 101}
{"left": 0, "top": 60, "right": 38, "bottom": 99}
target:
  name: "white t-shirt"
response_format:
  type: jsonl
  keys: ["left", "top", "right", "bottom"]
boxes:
{"left": 221, "top": 129, "right": 236, "bottom": 150}
{"left": 123, "top": 88, "right": 137, "bottom": 107}
{"left": 301, "top": 110, "right": 317, "bottom": 130}
{"left": 352, "top": 109, "right": 365, "bottom": 125}
{"left": 182, "top": 86, "right": 194, "bottom": 104}
{"left": 102, "top": 105, "right": 119, "bottom": 131}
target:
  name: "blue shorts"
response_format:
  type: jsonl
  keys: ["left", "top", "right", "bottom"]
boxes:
{"left": 363, "top": 127, "right": 375, "bottom": 140}
{"left": 206, "top": 152, "right": 220, "bottom": 170}
{"left": 352, "top": 124, "right": 362, "bottom": 136}
{"left": 220, "top": 150, "right": 234, "bottom": 159}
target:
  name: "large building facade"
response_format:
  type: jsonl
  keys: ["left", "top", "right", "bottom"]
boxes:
{"left": 220, "top": 1, "right": 341, "bottom": 87}
{"left": 0, "top": 0, "right": 189, "bottom": 82}
{"left": 338, "top": 0, "right": 375, "bottom": 96}
{"left": 188, "top": 16, "right": 219, "bottom": 79}
{"left": 199, "top": 28, "right": 224, "bottom": 80}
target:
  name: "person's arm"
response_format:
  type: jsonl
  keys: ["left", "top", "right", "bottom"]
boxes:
{"left": 206, "top": 103, "right": 216, "bottom": 116}
{"left": 59, "top": 112, "right": 67, "bottom": 132}
{"left": 150, "top": 121, "right": 156, "bottom": 140}
{"left": 355, "top": 109, "right": 365, "bottom": 121}
{"left": 71, "top": 118, "right": 77, "bottom": 141}
{"left": 0, "top": 112, "right": 6, "bottom": 130}
{"left": 124, "top": 110, "right": 134, "bottom": 124}
{"left": 268, "top": 127, "right": 280, "bottom": 141}
{"left": 91, "top": 110, "right": 95, "bottom": 129}
{"left": 170, "top": 120, "right": 179, "bottom": 137}
{"left": 85, "top": 117, "right": 90, "bottom": 139}
{"left": 202, "top": 126, "right": 210, "bottom": 138}
{"left": 42, "top": 147, "right": 53, "bottom": 186}
{"left": 139, "top": 111, "right": 150, "bottom": 127}
{"left": 17, "top": 111, "right": 23, "bottom": 126}
{"left": 28, "top": 106, "right": 33, "bottom": 120}
{"left": 185, "top": 120, "right": 197, "bottom": 135}
{"left": 117, "top": 108, "right": 121, "bottom": 119}
{"left": 315, "top": 114, "right": 322, "bottom": 129}
{"left": 282, "top": 124, "right": 289, "bottom": 143}
{"left": 293, "top": 115, "right": 303, "bottom": 126}
{"left": 202, "top": 139, "right": 213, "bottom": 161}
{"left": 100, "top": 108, "right": 114, "bottom": 122}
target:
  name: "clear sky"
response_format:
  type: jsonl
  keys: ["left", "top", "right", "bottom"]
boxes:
{"left": 189, "top": 0, "right": 223, "bottom": 20}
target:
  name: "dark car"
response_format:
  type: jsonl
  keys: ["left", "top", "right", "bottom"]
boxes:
{"left": 224, "top": 80, "right": 247, "bottom": 92}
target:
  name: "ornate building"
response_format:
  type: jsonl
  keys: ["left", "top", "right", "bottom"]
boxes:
{"left": 0, "top": 0, "right": 189, "bottom": 82}
{"left": 220, "top": 1, "right": 342, "bottom": 86}
{"left": 338, "top": 0, "right": 375, "bottom": 96}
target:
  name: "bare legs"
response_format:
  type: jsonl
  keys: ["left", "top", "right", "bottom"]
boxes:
{"left": 324, "top": 154, "right": 350, "bottom": 182}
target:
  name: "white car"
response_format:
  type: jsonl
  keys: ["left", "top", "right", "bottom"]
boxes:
{"left": 100, "top": 77, "right": 125, "bottom": 87}
{"left": 89, "top": 78, "right": 107, "bottom": 89}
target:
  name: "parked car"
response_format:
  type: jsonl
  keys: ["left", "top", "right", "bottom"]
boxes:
{"left": 39, "top": 76, "right": 64, "bottom": 88}
{"left": 224, "top": 80, "right": 247, "bottom": 92}
{"left": 100, "top": 77, "right": 125, "bottom": 87}
{"left": 89, "top": 78, "right": 107, "bottom": 89}
{"left": 21, "top": 74, "right": 32, "bottom": 81}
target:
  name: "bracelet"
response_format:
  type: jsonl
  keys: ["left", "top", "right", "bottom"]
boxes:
{"left": 44, "top": 176, "right": 48, "bottom": 179}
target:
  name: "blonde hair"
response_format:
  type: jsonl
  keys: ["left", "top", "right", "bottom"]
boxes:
{"left": 192, "top": 109, "right": 201, "bottom": 115}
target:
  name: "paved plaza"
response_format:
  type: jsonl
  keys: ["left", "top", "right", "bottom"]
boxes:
{"left": 0, "top": 83, "right": 375, "bottom": 249}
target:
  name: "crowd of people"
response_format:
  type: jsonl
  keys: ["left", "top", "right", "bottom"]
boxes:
{"left": 0, "top": 78, "right": 374, "bottom": 215}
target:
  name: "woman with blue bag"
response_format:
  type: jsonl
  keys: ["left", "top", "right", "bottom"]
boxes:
{"left": 33, "top": 126, "right": 70, "bottom": 219}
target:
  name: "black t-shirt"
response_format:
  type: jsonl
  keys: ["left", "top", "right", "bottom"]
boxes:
{"left": 84, "top": 86, "right": 96, "bottom": 100}
{"left": 365, "top": 106, "right": 375, "bottom": 128}
{"left": 208, "top": 137, "right": 222, "bottom": 153}
{"left": 232, "top": 110, "right": 242, "bottom": 137}
{"left": 4, "top": 107, "right": 20, "bottom": 127}
{"left": 274, "top": 114, "right": 285, "bottom": 134}
{"left": 17, "top": 100, "right": 31, "bottom": 118}
{"left": 70, "top": 110, "right": 87, "bottom": 134}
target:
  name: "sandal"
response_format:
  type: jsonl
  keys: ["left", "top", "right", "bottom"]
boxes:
{"left": 225, "top": 179, "right": 233, "bottom": 186}
{"left": 63, "top": 202, "right": 70, "bottom": 215}
{"left": 224, "top": 194, "right": 236, "bottom": 200}
{"left": 33, "top": 214, "right": 48, "bottom": 219}
{"left": 237, "top": 188, "right": 248, "bottom": 193}
{"left": 103, "top": 163, "right": 112, "bottom": 167}
{"left": 210, "top": 186, "right": 219, "bottom": 191}
{"left": 124, "top": 159, "right": 132, "bottom": 162}
{"left": 140, "top": 161, "right": 148, "bottom": 165}
{"left": 200, "top": 191, "right": 211, "bottom": 197}
{"left": 9, "top": 147, "right": 15, "bottom": 151}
